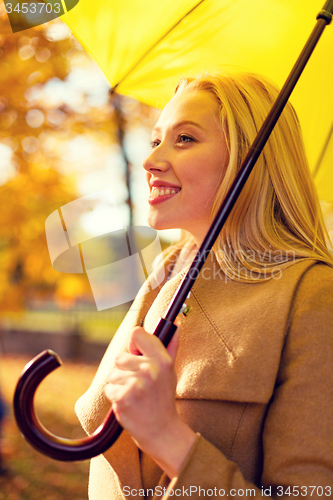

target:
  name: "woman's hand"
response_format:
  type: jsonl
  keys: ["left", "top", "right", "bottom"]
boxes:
{"left": 105, "top": 326, "right": 179, "bottom": 445}
{"left": 104, "top": 325, "right": 196, "bottom": 478}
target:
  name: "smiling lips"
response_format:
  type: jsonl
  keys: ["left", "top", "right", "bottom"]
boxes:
{"left": 148, "top": 186, "right": 181, "bottom": 205}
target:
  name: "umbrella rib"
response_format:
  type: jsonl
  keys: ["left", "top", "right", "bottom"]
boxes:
{"left": 313, "top": 122, "right": 333, "bottom": 178}
{"left": 112, "top": 0, "right": 206, "bottom": 92}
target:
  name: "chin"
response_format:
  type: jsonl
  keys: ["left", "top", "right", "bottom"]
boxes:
{"left": 148, "top": 221, "right": 171, "bottom": 231}
{"left": 147, "top": 216, "right": 177, "bottom": 232}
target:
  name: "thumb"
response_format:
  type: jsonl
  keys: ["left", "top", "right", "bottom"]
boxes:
{"left": 128, "top": 326, "right": 164, "bottom": 356}
{"left": 128, "top": 321, "right": 181, "bottom": 360}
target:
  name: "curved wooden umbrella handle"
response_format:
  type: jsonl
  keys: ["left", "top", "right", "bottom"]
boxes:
{"left": 13, "top": 319, "right": 177, "bottom": 461}
{"left": 13, "top": 350, "right": 123, "bottom": 461}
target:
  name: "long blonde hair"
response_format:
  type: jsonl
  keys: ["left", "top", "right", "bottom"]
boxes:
{"left": 165, "top": 72, "right": 332, "bottom": 282}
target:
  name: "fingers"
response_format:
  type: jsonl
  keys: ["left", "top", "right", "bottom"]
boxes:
{"left": 114, "top": 352, "right": 142, "bottom": 370}
{"left": 128, "top": 323, "right": 180, "bottom": 359}
{"left": 105, "top": 361, "right": 159, "bottom": 415}
{"left": 104, "top": 376, "right": 140, "bottom": 421}
{"left": 108, "top": 367, "right": 136, "bottom": 385}
{"left": 106, "top": 368, "right": 144, "bottom": 401}
{"left": 107, "top": 323, "right": 180, "bottom": 404}
{"left": 128, "top": 326, "right": 164, "bottom": 357}
{"left": 107, "top": 323, "right": 180, "bottom": 396}
{"left": 104, "top": 323, "right": 180, "bottom": 441}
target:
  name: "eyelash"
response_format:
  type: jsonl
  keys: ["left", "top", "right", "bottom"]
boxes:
{"left": 150, "top": 134, "right": 195, "bottom": 149}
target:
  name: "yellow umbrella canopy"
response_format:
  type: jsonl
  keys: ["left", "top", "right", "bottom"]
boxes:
{"left": 61, "top": 0, "right": 333, "bottom": 202}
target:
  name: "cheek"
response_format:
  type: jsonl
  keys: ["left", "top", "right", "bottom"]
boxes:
{"left": 181, "top": 170, "right": 220, "bottom": 206}
{"left": 182, "top": 186, "right": 215, "bottom": 216}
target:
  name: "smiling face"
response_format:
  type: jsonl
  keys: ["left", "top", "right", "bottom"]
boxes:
{"left": 143, "top": 89, "right": 229, "bottom": 246}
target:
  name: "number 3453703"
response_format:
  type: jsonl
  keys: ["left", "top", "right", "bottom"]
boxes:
{"left": 276, "top": 485, "right": 331, "bottom": 496}
{"left": 5, "top": 3, "right": 61, "bottom": 14}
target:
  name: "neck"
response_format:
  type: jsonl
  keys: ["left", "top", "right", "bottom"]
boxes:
{"left": 168, "top": 241, "right": 198, "bottom": 280}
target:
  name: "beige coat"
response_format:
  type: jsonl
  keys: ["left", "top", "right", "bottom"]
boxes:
{"left": 76, "top": 251, "right": 333, "bottom": 499}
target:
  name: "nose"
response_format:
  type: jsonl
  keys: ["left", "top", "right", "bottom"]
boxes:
{"left": 142, "top": 146, "right": 170, "bottom": 174}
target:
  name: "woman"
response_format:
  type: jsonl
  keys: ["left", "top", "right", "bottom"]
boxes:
{"left": 76, "top": 73, "right": 333, "bottom": 499}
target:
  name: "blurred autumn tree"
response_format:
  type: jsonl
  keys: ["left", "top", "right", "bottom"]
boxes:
{"left": 0, "top": 6, "right": 159, "bottom": 314}
{"left": 0, "top": 13, "right": 75, "bottom": 311}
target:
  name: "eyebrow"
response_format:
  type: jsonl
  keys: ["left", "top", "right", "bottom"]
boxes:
{"left": 153, "top": 120, "right": 207, "bottom": 134}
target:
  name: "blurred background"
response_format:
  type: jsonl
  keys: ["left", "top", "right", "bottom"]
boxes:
{"left": 0, "top": 7, "right": 179, "bottom": 499}
{"left": 0, "top": 5, "right": 332, "bottom": 499}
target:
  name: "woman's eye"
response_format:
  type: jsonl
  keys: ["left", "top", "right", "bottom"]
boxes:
{"left": 177, "top": 134, "right": 194, "bottom": 144}
{"left": 150, "top": 135, "right": 194, "bottom": 149}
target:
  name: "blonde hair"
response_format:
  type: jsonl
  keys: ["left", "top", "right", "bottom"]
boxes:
{"left": 164, "top": 72, "right": 333, "bottom": 282}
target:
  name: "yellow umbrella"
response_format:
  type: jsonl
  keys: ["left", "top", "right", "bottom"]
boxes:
{"left": 59, "top": 0, "right": 333, "bottom": 202}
